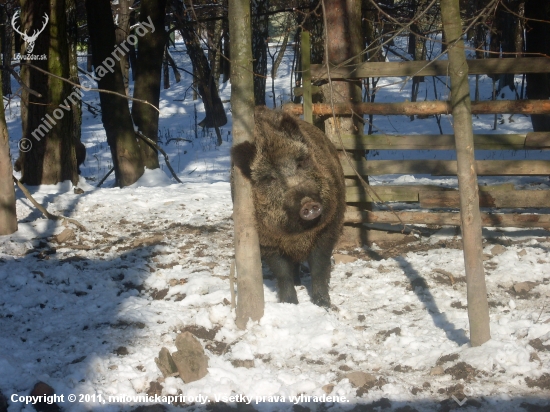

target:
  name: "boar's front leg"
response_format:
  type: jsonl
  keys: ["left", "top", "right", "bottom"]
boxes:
{"left": 308, "top": 243, "right": 333, "bottom": 308}
{"left": 265, "top": 253, "right": 300, "bottom": 304}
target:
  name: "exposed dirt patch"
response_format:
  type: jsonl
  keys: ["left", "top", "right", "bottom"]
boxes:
{"left": 355, "top": 378, "right": 388, "bottom": 397}
{"left": 377, "top": 327, "right": 401, "bottom": 341}
{"left": 181, "top": 325, "right": 220, "bottom": 341}
{"left": 450, "top": 301, "right": 467, "bottom": 309}
{"left": 393, "top": 364, "right": 412, "bottom": 373}
{"left": 444, "top": 362, "right": 480, "bottom": 382}
{"left": 300, "top": 356, "right": 325, "bottom": 365}
{"left": 529, "top": 338, "right": 550, "bottom": 352}
{"left": 525, "top": 373, "right": 550, "bottom": 389}
{"left": 436, "top": 353, "right": 460, "bottom": 366}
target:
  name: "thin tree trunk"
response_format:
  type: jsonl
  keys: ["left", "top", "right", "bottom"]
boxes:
{"left": 131, "top": 0, "right": 167, "bottom": 170}
{"left": 221, "top": 20, "right": 231, "bottom": 83}
{"left": 441, "top": 0, "right": 490, "bottom": 347}
{"left": 87, "top": 37, "right": 93, "bottom": 72}
{"left": 229, "top": 0, "right": 264, "bottom": 330}
{"left": 67, "top": 0, "right": 82, "bottom": 155}
{"left": 207, "top": 4, "right": 224, "bottom": 90}
{"left": 85, "top": 0, "right": 144, "bottom": 187}
{"left": 165, "top": 46, "right": 181, "bottom": 83}
{"left": 114, "top": 0, "right": 132, "bottom": 95}
{"left": 163, "top": 50, "right": 170, "bottom": 89}
{"left": 252, "top": 0, "right": 269, "bottom": 105}
{"left": 0, "top": 53, "right": 17, "bottom": 235}
{"left": 174, "top": 2, "right": 227, "bottom": 129}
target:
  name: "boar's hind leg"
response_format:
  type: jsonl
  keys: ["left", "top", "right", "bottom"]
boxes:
{"left": 308, "top": 244, "right": 332, "bottom": 308}
{"left": 265, "top": 254, "right": 299, "bottom": 304}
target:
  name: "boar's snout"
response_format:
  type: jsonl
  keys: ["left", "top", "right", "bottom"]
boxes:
{"left": 300, "top": 200, "right": 322, "bottom": 221}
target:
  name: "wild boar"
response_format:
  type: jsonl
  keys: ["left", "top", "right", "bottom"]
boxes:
{"left": 231, "top": 106, "right": 346, "bottom": 307}
{"left": 14, "top": 140, "right": 86, "bottom": 174}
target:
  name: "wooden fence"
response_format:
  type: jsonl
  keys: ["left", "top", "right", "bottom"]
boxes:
{"left": 285, "top": 38, "right": 550, "bottom": 230}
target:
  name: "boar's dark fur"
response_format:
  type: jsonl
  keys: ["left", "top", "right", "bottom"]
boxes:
{"left": 14, "top": 140, "right": 86, "bottom": 174}
{"left": 231, "top": 106, "right": 346, "bottom": 307}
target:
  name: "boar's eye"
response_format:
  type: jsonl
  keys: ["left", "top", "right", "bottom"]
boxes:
{"left": 259, "top": 174, "right": 276, "bottom": 184}
{"left": 296, "top": 155, "right": 310, "bottom": 169}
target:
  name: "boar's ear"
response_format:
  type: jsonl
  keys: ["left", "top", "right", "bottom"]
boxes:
{"left": 279, "top": 113, "right": 303, "bottom": 141}
{"left": 231, "top": 141, "right": 256, "bottom": 179}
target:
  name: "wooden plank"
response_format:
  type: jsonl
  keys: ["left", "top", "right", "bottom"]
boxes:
{"left": 334, "top": 134, "right": 530, "bottom": 150}
{"left": 283, "top": 100, "right": 550, "bottom": 116}
{"left": 478, "top": 183, "right": 515, "bottom": 192}
{"left": 310, "top": 57, "right": 550, "bottom": 80}
{"left": 346, "top": 183, "right": 514, "bottom": 203}
{"left": 420, "top": 190, "right": 550, "bottom": 208}
{"left": 346, "top": 184, "right": 452, "bottom": 203}
{"left": 526, "top": 132, "right": 550, "bottom": 148}
{"left": 341, "top": 159, "right": 550, "bottom": 176}
{"left": 301, "top": 31, "right": 312, "bottom": 124}
{"left": 344, "top": 208, "right": 550, "bottom": 228}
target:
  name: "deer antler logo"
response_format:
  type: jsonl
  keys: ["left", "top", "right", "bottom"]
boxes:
{"left": 12, "top": 10, "right": 49, "bottom": 55}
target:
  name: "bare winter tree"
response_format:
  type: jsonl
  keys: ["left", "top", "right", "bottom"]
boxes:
{"left": 252, "top": 0, "right": 269, "bottom": 105}
{"left": 172, "top": 0, "right": 227, "bottom": 130}
{"left": 441, "top": 0, "right": 491, "bottom": 347}
{"left": 113, "top": 0, "right": 134, "bottom": 95}
{"left": 0, "top": 65, "right": 17, "bottom": 235}
{"left": 132, "top": 0, "right": 168, "bottom": 170}
{"left": 18, "top": 0, "right": 79, "bottom": 186}
{"left": 229, "top": 0, "right": 264, "bottom": 329}
{"left": 525, "top": 0, "right": 550, "bottom": 131}
{"left": 86, "top": 0, "right": 144, "bottom": 186}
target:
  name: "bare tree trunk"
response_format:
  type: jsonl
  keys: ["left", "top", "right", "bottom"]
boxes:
{"left": 87, "top": 37, "right": 93, "bottom": 72}
{"left": 525, "top": 0, "right": 550, "bottom": 131}
{"left": 229, "top": 0, "right": 264, "bottom": 330}
{"left": 0, "top": 61, "right": 17, "bottom": 235}
{"left": 252, "top": 0, "right": 269, "bottom": 105}
{"left": 174, "top": 2, "right": 227, "bottom": 129}
{"left": 441, "top": 0, "right": 490, "bottom": 347}
{"left": 221, "top": 19, "right": 231, "bottom": 83}
{"left": 114, "top": 0, "right": 132, "bottom": 95}
{"left": 0, "top": 4, "right": 12, "bottom": 96}
{"left": 67, "top": 0, "right": 82, "bottom": 156}
{"left": 18, "top": 0, "right": 78, "bottom": 186}
{"left": 322, "top": 0, "right": 363, "bottom": 140}
{"left": 131, "top": 0, "right": 167, "bottom": 170}
{"left": 207, "top": 3, "right": 224, "bottom": 90}
{"left": 163, "top": 49, "right": 170, "bottom": 89}
{"left": 86, "top": 0, "right": 144, "bottom": 187}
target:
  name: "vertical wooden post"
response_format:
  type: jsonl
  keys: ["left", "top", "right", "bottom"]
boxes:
{"left": 301, "top": 31, "right": 313, "bottom": 124}
{"left": 441, "top": 0, "right": 491, "bottom": 346}
{"left": 228, "top": 0, "right": 264, "bottom": 329}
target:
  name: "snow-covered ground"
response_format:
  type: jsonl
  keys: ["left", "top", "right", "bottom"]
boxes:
{"left": 1, "top": 37, "right": 549, "bottom": 412}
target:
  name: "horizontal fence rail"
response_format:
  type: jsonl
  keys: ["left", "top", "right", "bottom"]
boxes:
{"left": 344, "top": 208, "right": 550, "bottom": 228}
{"left": 341, "top": 160, "right": 550, "bottom": 176}
{"left": 310, "top": 57, "right": 550, "bottom": 80}
{"left": 333, "top": 132, "right": 550, "bottom": 150}
{"left": 283, "top": 100, "right": 550, "bottom": 116}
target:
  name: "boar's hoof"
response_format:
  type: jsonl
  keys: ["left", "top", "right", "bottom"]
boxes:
{"left": 300, "top": 202, "right": 322, "bottom": 220}
{"left": 312, "top": 293, "right": 331, "bottom": 308}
